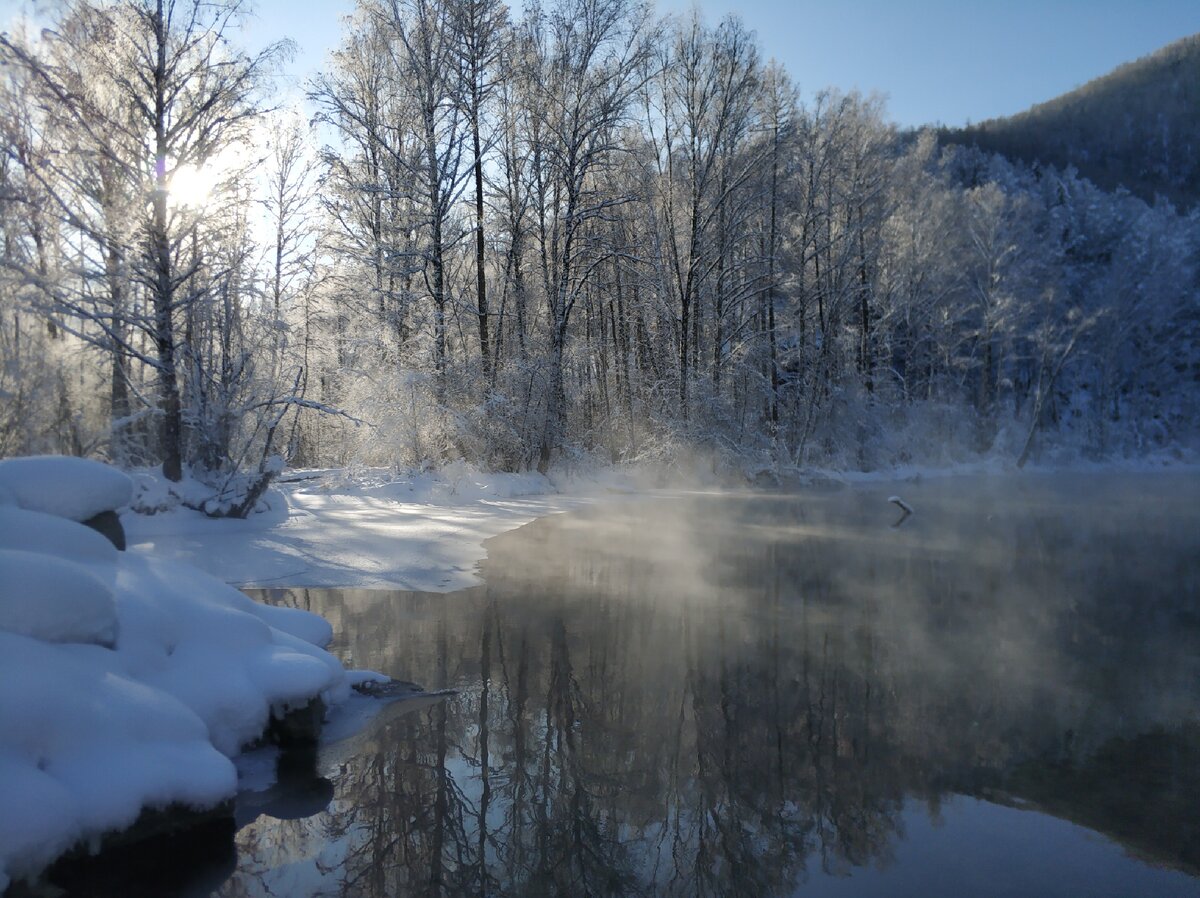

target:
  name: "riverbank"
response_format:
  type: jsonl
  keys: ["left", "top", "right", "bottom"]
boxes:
{"left": 5, "top": 457, "right": 1196, "bottom": 892}
{"left": 122, "top": 465, "right": 619, "bottom": 591}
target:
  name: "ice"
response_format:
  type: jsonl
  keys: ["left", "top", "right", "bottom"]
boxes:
{"left": 0, "top": 455, "right": 133, "bottom": 521}
{"left": 347, "top": 668, "right": 392, "bottom": 688}
{"left": 123, "top": 465, "right": 598, "bottom": 591}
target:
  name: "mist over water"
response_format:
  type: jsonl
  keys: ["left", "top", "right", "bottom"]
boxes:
{"left": 229, "top": 473, "right": 1199, "bottom": 897}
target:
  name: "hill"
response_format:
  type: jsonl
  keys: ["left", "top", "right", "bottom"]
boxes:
{"left": 941, "top": 33, "right": 1200, "bottom": 209}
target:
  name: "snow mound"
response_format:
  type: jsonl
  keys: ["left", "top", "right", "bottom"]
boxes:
{"left": 111, "top": 555, "right": 349, "bottom": 756}
{"left": 0, "top": 550, "right": 118, "bottom": 647}
{"left": 0, "top": 505, "right": 118, "bottom": 565}
{"left": 0, "top": 631, "right": 236, "bottom": 887}
{"left": 0, "top": 455, "right": 133, "bottom": 521}
{"left": 253, "top": 602, "right": 334, "bottom": 649}
{"left": 0, "top": 456, "right": 359, "bottom": 890}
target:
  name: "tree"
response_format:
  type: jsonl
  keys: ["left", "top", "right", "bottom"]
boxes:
{"left": 1, "top": 0, "right": 286, "bottom": 481}
{"left": 378, "top": 0, "right": 470, "bottom": 394}
{"left": 452, "top": 0, "right": 508, "bottom": 382}
{"left": 525, "top": 0, "right": 656, "bottom": 470}
{"left": 647, "top": 12, "right": 759, "bottom": 422}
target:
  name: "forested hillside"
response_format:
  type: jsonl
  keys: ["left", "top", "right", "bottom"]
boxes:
{"left": 943, "top": 33, "right": 1200, "bottom": 209}
{"left": 1, "top": 0, "right": 1197, "bottom": 512}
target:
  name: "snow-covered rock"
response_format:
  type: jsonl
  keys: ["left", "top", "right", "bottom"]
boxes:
{"left": 111, "top": 555, "right": 348, "bottom": 756}
{"left": 0, "top": 456, "right": 357, "bottom": 890}
{"left": 0, "top": 550, "right": 118, "bottom": 647}
{"left": 0, "top": 455, "right": 133, "bottom": 521}
{"left": 0, "top": 631, "right": 236, "bottom": 889}
{"left": 0, "top": 506, "right": 118, "bottom": 566}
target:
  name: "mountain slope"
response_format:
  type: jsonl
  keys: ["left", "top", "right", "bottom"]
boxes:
{"left": 941, "top": 33, "right": 1200, "bottom": 208}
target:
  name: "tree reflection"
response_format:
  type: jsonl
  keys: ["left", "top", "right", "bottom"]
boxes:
{"left": 227, "top": 476, "right": 1200, "bottom": 897}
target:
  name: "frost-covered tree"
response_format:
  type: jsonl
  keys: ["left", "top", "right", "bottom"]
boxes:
{"left": 3, "top": 0, "right": 1198, "bottom": 477}
{"left": 0, "top": 0, "right": 287, "bottom": 482}
{"left": 647, "top": 13, "right": 759, "bottom": 420}
{"left": 524, "top": 0, "right": 657, "bottom": 469}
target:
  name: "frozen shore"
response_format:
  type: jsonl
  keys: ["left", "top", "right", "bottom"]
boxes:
{"left": 120, "top": 455, "right": 1200, "bottom": 593}
{"left": 1, "top": 457, "right": 623, "bottom": 889}
{"left": 122, "top": 465, "right": 603, "bottom": 592}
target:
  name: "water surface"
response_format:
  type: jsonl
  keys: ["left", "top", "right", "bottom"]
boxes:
{"left": 230, "top": 473, "right": 1199, "bottom": 897}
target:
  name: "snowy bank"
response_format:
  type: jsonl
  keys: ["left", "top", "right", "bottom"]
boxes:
{"left": 123, "top": 464, "right": 601, "bottom": 591}
{"left": 0, "top": 457, "right": 357, "bottom": 892}
{"left": 122, "top": 457, "right": 1069, "bottom": 593}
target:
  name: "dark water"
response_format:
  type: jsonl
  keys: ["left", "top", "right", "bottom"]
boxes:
{"left": 224, "top": 474, "right": 1199, "bottom": 898}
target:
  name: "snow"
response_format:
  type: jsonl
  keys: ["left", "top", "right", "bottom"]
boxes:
{"left": 0, "top": 549, "right": 118, "bottom": 646}
{"left": 0, "top": 455, "right": 132, "bottom": 521}
{"left": 0, "top": 631, "right": 237, "bottom": 888}
{"left": 108, "top": 554, "right": 349, "bottom": 754}
{"left": 0, "top": 458, "right": 361, "bottom": 891}
{"left": 123, "top": 465, "right": 601, "bottom": 591}
{"left": 0, "top": 506, "right": 119, "bottom": 565}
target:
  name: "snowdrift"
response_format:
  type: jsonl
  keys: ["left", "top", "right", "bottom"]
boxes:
{"left": 0, "top": 456, "right": 352, "bottom": 891}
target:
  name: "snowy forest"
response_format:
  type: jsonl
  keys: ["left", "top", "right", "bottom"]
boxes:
{"left": 2, "top": 0, "right": 1197, "bottom": 512}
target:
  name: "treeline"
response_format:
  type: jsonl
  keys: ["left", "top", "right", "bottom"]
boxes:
{"left": 944, "top": 33, "right": 1200, "bottom": 209}
{"left": 1, "top": 0, "right": 1197, "bottom": 511}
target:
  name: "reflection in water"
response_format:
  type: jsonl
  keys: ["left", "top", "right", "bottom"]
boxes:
{"left": 226, "top": 474, "right": 1199, "bottom": 897}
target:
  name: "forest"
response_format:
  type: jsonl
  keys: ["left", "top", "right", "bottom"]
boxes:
{"left": 2, "top": 0, "right": 1197, "bottom": 514}
{"left": 947, "top": 33, "right": 1200, "bottom": 209}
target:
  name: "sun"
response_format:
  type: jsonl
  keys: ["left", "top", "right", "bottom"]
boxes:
{"left": 168, "top": 162, "right": 218, "bottom": 210}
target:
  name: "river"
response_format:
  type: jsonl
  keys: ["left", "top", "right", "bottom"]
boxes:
{"left": 223, "top": 473, "right": 1198, "bottom": 896}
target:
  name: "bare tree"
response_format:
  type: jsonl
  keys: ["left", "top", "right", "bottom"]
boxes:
{"left": 647, "top": 12, "right": 760, "bottom": 422}
{"left": 452, "top": 0, "right": 508, "bottom": 382}
{"left": 379, "top": 0, "right": 470, "bottom": 395}
{"left": 525, "top": 0, "right": 657, "bottom": 470}
{"left": 1, "top": 0, "right": 286, "bottom": 480}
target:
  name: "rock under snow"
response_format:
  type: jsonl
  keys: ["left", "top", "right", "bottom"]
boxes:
{"left": 0, "top": 505, "right": 118, "bottom": 566}
{"left": 0, "top": 631, "right": 236, "bottom": 888}
{"left": 0, "top": 455, "right": 133, "bottom": 522}
{"left": 0, "top": 550, "right": 118, "bottom": 647}
{"left": 0, "top": 456, "right": 358, "bottom": 891}
{"left": 109, "top": 554, "right": 349, "bottom": 757}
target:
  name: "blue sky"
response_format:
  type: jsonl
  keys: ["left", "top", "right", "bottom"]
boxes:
{"left": 5, "top": 0, "right": 1199, "bottom": 127}
{"left": 725, "top": 0, "right": 1200, "bottom": 126}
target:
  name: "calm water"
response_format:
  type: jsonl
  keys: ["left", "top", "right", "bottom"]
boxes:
{"left": 217, "top": 474, "right": 1200, "bottom": 897}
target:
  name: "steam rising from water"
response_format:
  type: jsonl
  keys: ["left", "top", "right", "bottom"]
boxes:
{"left": 229, "top": 473, "right": 1199, "bottom": 897}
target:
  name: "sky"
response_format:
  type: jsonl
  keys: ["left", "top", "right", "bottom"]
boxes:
{"left": 3, "top": 0, "right": 1199, "bottom": 127}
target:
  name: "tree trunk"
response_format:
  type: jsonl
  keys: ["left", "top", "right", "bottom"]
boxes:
{"left": 152, "top": 0, "right": 183, "bottom": 482}
{"left": 473, "top": 114, "right": 491, "bottom": 381}
{"left": 538, "top": 322, "right": 565, "bottom": 474}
